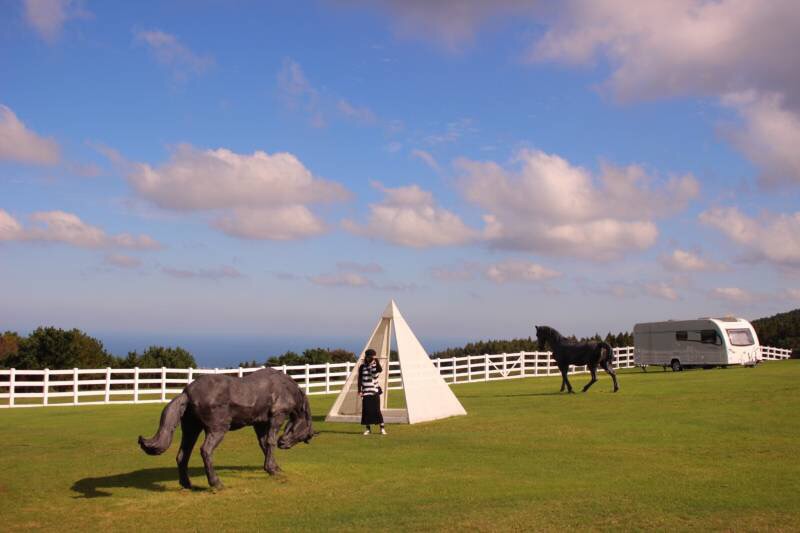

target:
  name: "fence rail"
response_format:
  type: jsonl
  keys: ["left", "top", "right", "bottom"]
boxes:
{"left": 0, "top": 346, "right": 791, "bottom": 409}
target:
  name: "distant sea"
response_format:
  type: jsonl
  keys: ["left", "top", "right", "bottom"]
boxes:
{"left": 99, "top": 333, "right": 465, "bottom": 368}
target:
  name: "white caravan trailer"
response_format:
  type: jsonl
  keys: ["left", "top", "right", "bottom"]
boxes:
{"left": 634, "top": 317, "right": 760, "bottom": 371}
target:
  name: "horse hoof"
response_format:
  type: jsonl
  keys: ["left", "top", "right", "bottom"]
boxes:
{"left": 179, "top": 482, "right": 192, "bottom": 490}
{"left": 210, "top": 482, "right": 224, "bottom": 492}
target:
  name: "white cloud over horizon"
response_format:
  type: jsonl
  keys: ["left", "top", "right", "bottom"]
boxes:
{"left": 458, "top": 149, "right": 698, "bottom": 259}
{"left": 135, "top": 29, "right": 214, "bottom": 81}
{"left": 484, "top": 259, "right": 561, "bottom": 284}
{"left": 0, "top": 105, "right": 60, "bottom": 165}
{"left": 343, "top": 183, "right": 478, "bottom": 248}
{"left": 0, "top": 209, "right": 161, "bottom": 250}
{"left": 660, "top": 249, "right": 722, "bottom": 272}
{"left": 24, "top": 0, "right": 90, "bottom": 42}
{"left": 700, "top": 207, "right": 800, "bottom": 271}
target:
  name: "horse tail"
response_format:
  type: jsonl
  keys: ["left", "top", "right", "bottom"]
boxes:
{"left": 138, "top": 392, "right": 188, "bottom": 455}
{"left": 599, "top": 342, "right": 615, "bottom": 365}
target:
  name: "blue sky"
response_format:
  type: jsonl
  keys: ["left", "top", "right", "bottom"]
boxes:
{"left": 2, "top": 1, "right": 800, "bottom": 364}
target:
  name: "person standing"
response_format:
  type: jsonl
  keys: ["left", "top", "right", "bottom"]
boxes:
{"left": 358, "top": 348, "right": 386, "bottom": 435}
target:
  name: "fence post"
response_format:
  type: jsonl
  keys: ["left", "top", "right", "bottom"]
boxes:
{"left": 238, "top": 367, "right": 244, "bottom": 378}
{"left": 161, "top": 367, "right": 167, "bottom": 402}
{"left": 305, "top": 364, "right": 310, "bottom": 392}
{"left": 468, "top": 356, "right": 473, "bottom": 382}
{"left": 484, "top": 354, "right": 489, "bottom": 381}
{"left": 502, "top": 353, "right": 507, "bottom": 377}
{"left": 9, "top": 368, "right": 15, "bottom": 407}
{"left": 133, "top": 367, "right": 140, "bottom": 403}
{"left": 43, "top": 368, "right": 49, "bottom": 406}
{"left": 104, "top": 367, "right": 111, "bottom": 404}
{"left": 452, "top": 358, "right": 457, "bottom": 384}
{"left": 187, "top": 367, "right": 193, "bottom": 385}
{"left": 520, "top": 352, "right": 526, "bottom": 378}
{"left": 73, "top": 368, "right": 79, "bottom": 405}
{"left": 325, "top": 362, "right": 331, "bottom": 393}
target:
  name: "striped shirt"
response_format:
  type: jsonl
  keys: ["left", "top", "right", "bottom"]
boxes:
{"left": 358, "top": 360, "right": 382, "bottom": 396}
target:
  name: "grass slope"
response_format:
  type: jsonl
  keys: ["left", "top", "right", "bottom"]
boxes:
{"left": 1, "top": 363, "right": 799, "bottom": 531}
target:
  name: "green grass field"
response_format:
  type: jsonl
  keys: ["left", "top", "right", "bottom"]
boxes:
{"left": 1, "top": 362, "right": 799, "bottom": 531}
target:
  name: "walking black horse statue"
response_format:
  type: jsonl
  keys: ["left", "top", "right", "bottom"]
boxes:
{"left": 535, "top": 325, "right": 619, "bottom": 393}
{"left": 138, "top": 368, "right": 315, "bottom": 489}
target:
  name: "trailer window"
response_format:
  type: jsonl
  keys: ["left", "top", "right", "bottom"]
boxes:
{"left": 676, "top": 331, "right": 687, "bottom": 341}
{"left": 727, "top": 329, "right": 754, "bottom": 346}
{"left": 701, "top": 330, "right": 718, "bottom": 344}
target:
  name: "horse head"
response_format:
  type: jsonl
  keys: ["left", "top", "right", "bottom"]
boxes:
{"left": 535, "top": 325, "right": 560, "bottom": 352}
{"left": 277, "top": 394, "right": 316, "bottom": 449}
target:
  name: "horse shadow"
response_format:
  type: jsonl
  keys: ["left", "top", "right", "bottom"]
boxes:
{"left": 71, "top": 465, "right": 260, "bottom": 499}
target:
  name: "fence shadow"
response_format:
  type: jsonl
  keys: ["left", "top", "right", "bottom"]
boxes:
{"left": 71, "top": 465, "right": 260, "bottom": 498}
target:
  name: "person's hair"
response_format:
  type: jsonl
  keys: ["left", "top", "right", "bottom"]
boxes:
{"left": 365, "top": 349, "right": 376, "bottom": 357}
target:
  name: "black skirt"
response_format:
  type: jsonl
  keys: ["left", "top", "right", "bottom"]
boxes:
{"left": 360, "top": 394, "right": 384, "bottom": 425}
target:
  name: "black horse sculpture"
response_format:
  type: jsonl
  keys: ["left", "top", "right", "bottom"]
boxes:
{"left": 535, "top": 325, "right": 619, "bottom": 393}
{"left": 138, "top": 368, "right": 315, "bottom": 489}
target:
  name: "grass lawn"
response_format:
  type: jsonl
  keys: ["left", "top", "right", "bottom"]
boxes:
{"left": 1, "top": 362, "right": 798, "bottom": 531}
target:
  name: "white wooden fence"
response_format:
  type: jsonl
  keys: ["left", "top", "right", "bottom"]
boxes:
{"left": 0, "top": 346, "right": 791, "bottom": 409}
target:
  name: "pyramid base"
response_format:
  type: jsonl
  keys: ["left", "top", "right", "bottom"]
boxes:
{"left": 325, "top": 408, "right": 409, "bottom": 424}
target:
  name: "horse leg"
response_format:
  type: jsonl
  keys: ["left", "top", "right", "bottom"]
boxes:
{"left": 560, "top": 365, "right": 574, "bottom": 393}
{"left": 582, "top": 364, "right": 598, "bottom": 392}
{"left": 602, "top": 360, "right": 620, "bottom": 392}
{"left": 176, "top": 417, "right": 201, "bottom": 489}
{"left": 254, "top": 414, "right": 285, "bottom": 476}
{"left": 200, "top": 430, "right": 226, "bottom": 489}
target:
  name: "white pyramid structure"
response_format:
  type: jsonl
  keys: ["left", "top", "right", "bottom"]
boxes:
{"left": 326, "top": 300, "right": 467, "bottom": 424}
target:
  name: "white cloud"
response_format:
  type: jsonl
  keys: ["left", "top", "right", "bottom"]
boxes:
{"left": 722, "top": 91, "right": 800, "bottom": 186}
{"left": 411, "top": 149, "right": 441, "bottom": 172}
{"left": 277, "top": 58, "right": 325, "bottom": 128}
{"left": 700, "top": 207, "right": 800, "bottom": 269}
{"left": 363, "top": 1, "right": 537, "bottom": 51}
{"left": 161, "top": 265, "right": 243, "bottom": 280}
{"left": 0, "top": 105, "right": 60, "bottom": 165}
{"left": 343, "top": 183, "right": 478, "bottom": 248}
{"left": 24, "top": 0, "right": 90, "bottom": 42}
{"left": 423, "top": 118, "right": 477, "bottom": 145}
{"left": 134, "top": 29, "right": 214, "bottom": 81}
{"left": 104, "top": 254, "right": 142, "bottom": 268}
{"left": 484, "top": 260, "right": 561, "bottom": 284}
{"left": 531, "top": 1, "right": 800, "bottom": 104}
{"left": 308, "top": 271, "right": 374, "bottom": 288}
{"left": 660, "top": 249, "right": 722, "bottom": 272}
{"left": 430, "top": 262, "right": 481, "bottom": 282}
{"left": 337, "top": 99, "right": 377, "bottom": 124}
{"left": 784, "top": 288, "right": 800, "bottom": 301}
{"left": 0, "top": 209, "right": 24, "bottom": 240}
{"left": 0, "top": 209, "right": 160, "bottom": 250}
{"left": 644, "top": 282, "right": 679, "bottom": 301}
{"left": 458, "top": 149, "right": 697, "bottom": 259}
{"left": 110, "top": 143, "right": 347, "bottom": 242}
{"left": 710, "top": 287, "right": 753, "bottom": 303}
{"left": 127, "top": 144, "right": 348, "bottom": 211}
{"left": 213, "top": 206, "right": 327, "bottom": 241}
{"left": 530, "top": 1, "right": 800, "bottom": 185}
{"left": 336, "top": 261, "right": 384, "bottom": 274}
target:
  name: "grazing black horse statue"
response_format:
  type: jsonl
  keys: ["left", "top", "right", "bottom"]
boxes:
{"left": 536, "top": 325, "right": 619, "bottom": 393}
{"left": 138, "top": 368, "right": 315, "bottom": 489}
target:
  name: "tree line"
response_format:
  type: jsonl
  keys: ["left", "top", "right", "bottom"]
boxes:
{"left": 751, "top": 308, "right": 800, "bottom": 356}
{"left": 0, "top": 327, "right": 197, "bottom": 370}
{"left": 429, "top": 332, "right": 634, "bottom": 359}
{"left": 3, "top": 308, "right": 795, "bottom": 370}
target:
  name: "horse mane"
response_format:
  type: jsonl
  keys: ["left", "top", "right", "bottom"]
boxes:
{"left": 538, "top": 325, "right": 565, "bottom": 344}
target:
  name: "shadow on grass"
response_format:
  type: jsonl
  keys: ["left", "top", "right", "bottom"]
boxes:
{"left": 71, "top": 465, "right": 261, "bottom": 498}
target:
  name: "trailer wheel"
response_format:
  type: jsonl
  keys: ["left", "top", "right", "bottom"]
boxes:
{"left": 670, "top": 359, "right": 682, "bottom": 372}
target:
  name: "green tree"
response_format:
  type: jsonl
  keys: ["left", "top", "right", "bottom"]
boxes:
{"left": 0, "top": 331, "right": 21, "bottom": 367}
{"left": 6, "top": 327, "right": 113, "bottom": 369}
{"left": 122, "top": 346, "right": 197, "bottom": 368}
